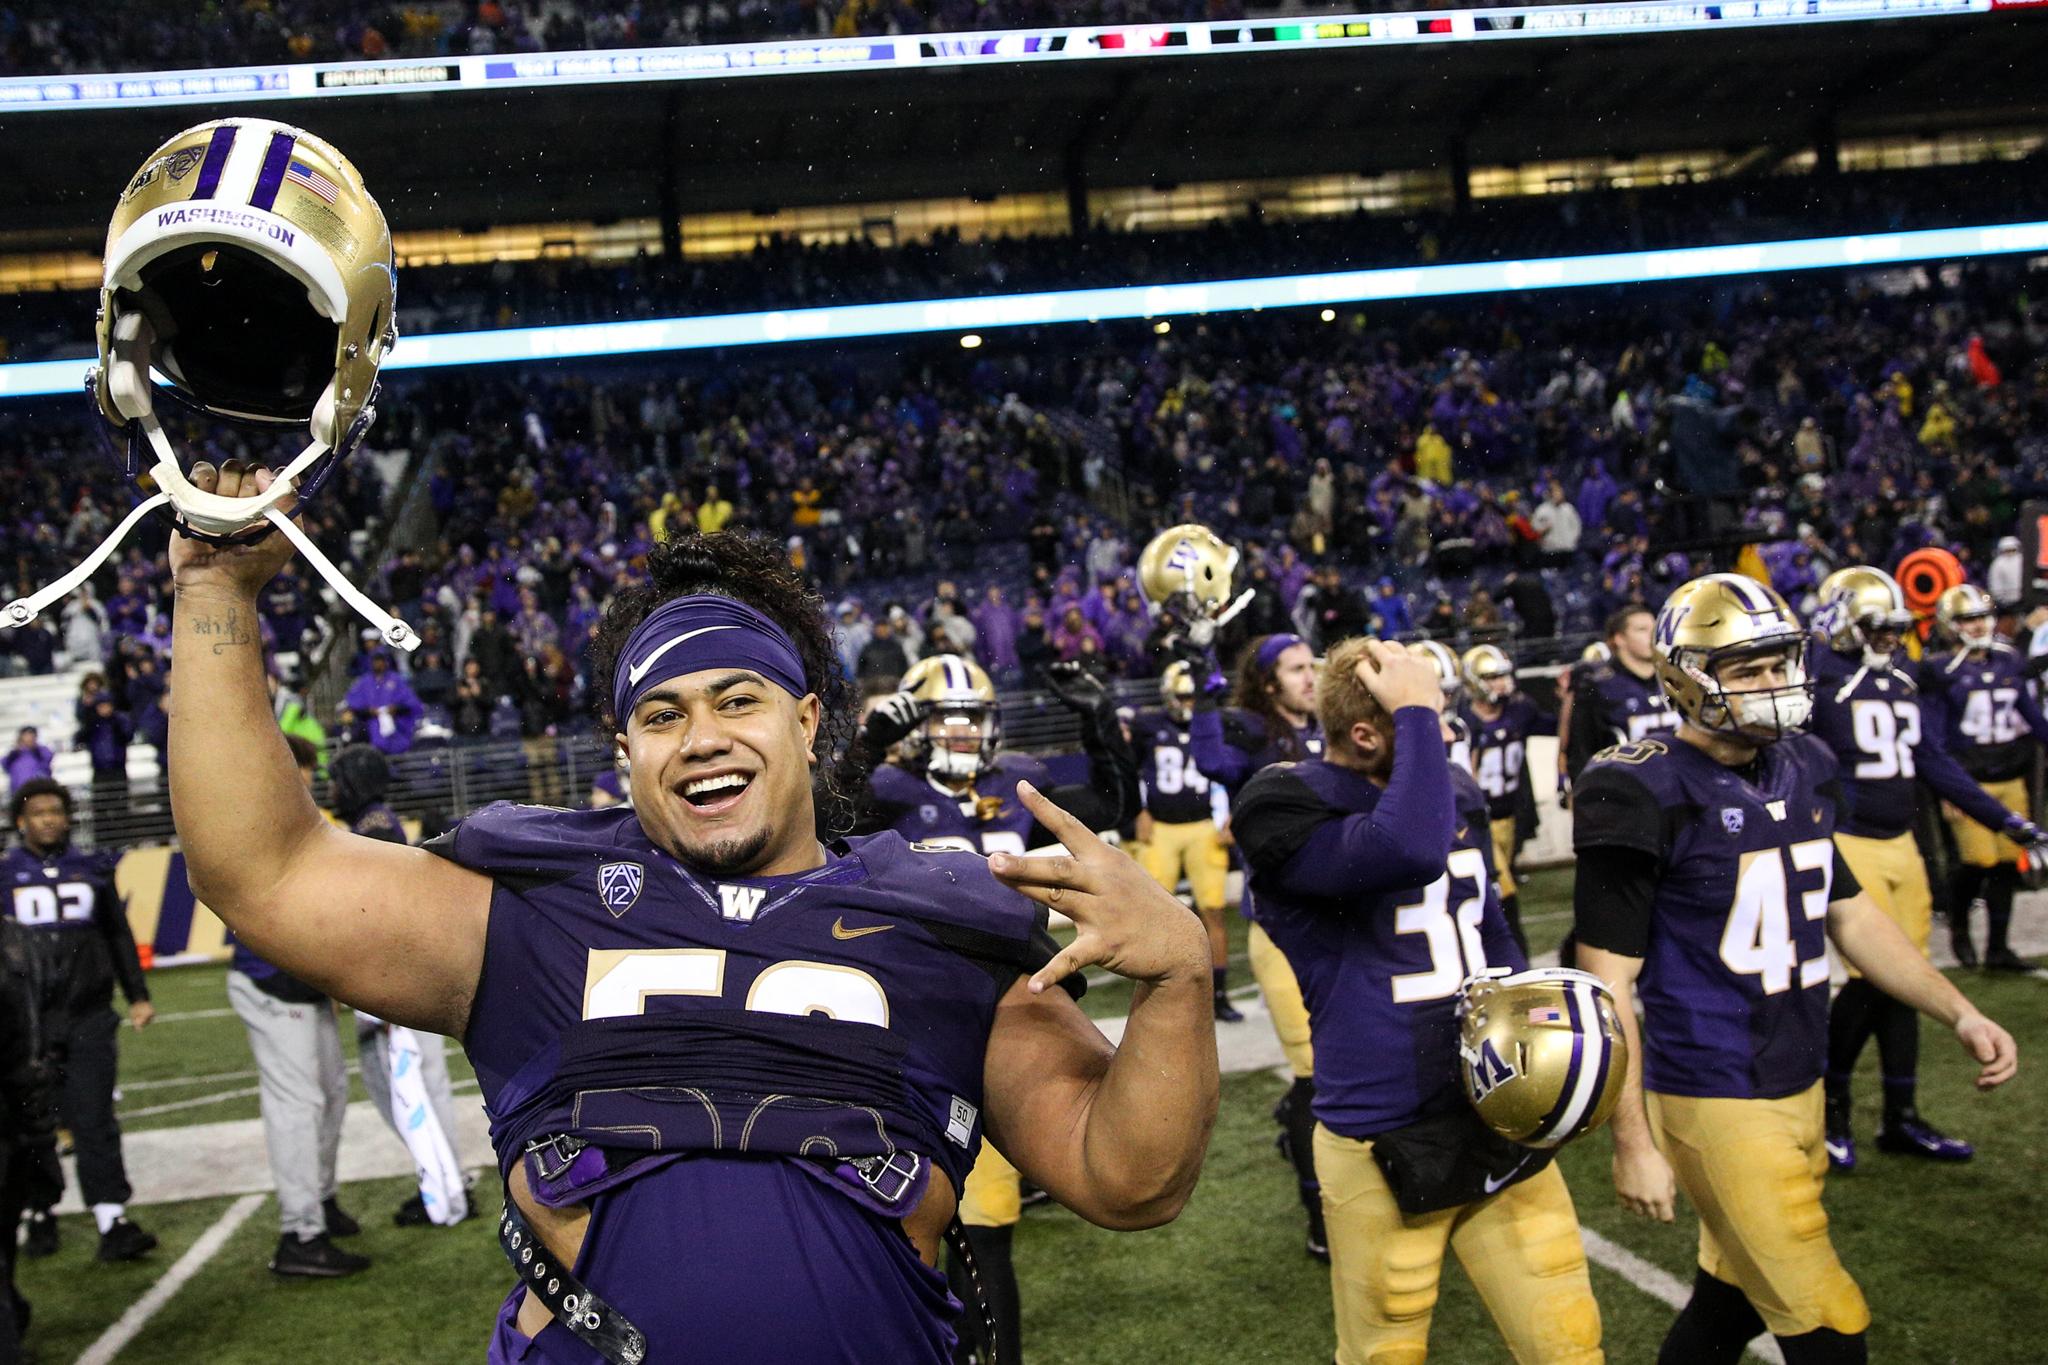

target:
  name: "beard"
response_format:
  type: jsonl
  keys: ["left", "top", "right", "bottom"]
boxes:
{"left": 679, "top": 825, "right": 775, "bottom": 878}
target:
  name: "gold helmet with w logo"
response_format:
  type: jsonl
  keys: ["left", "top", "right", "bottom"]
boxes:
{"left": 1457, "top": 968, "right": 1628, "bottom": 1149}
{"left": 1652, "top": 573, "right": 1811, "bottom": 742}
{"left": 1159, "top": 660, "right": 1199, "bottom": 721}
{"left": 1406, "top": 640, "right": 1462, "bottom": 699}
{"left": 1935, "top": 583, "right": 1999, "bottom": 650}
{"left": 1815, "top": 566, "right": 1912, "bottom": 661}
{"left": 900, "top": 654, "right": 1000, "bottom": 781}
{"left": 1459, "top": 644, "right": 1515, "bottom": 705}
{"left": 1138, "top": 524, "right": 1253, "bottom": 645}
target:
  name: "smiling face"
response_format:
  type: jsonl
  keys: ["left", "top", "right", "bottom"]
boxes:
{"left": 621, "top": 668, "right": 823, "bottom": 877}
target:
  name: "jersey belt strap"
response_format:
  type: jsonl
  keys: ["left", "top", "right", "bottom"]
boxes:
{"left": 499, "top": 1195, "right": 647, "bottom": 1365}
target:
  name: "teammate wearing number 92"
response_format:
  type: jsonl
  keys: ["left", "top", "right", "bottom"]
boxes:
{"left": 1232, "top": 637, "right": 1606, "bottom": 1365}
{"left": 167, "top": 518, "right": 1218, "bottom": 1364}
{"left": 1571, "top": 573, "right": 2018, "bottom": 1365}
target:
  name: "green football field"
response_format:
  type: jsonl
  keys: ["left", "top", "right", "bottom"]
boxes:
{"left": 16, "top": 867, "right": 2047, "bottom": 1363}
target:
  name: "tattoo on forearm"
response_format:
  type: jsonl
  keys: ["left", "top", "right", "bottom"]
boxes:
{"left": 188, "top": 608, "right": 253, "bottom": 655}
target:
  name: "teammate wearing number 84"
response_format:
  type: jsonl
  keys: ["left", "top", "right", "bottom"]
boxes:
{"left": 1571, "top": 574, "right": 2018, "bottom": 1365}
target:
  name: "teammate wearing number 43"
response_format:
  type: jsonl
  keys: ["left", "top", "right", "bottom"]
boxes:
{"left": 1808, "top": 567, "right": 2046, "bottom": 1171}
{"left": 1573, "top": 573, "right": 2018, "bottom": 1365}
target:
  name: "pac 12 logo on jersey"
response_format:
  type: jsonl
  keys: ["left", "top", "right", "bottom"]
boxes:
{"left": 1463, "top": 1037, "right": 1517, "bottom": 1102}
{"left": 598, "top": 861, "right": 644, "bottom": 917}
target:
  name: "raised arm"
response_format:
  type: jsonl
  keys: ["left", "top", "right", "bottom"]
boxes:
{"left": 980, "top": 783, "right": 1217, "bottom": 1229}
{"left": 168, "top": 464, "right": 490, "bottom": 1037}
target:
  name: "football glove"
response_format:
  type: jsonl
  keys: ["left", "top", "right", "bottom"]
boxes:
{"left": 1041, "top": 661, "right": 1110, "bottom": 714}
{"left": 861, "top": 691, "right": 924, "bottom": 751}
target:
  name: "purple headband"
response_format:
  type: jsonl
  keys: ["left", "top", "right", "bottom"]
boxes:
{"left": 1255, "top": 633, "right": 1306, "bottom": 672}
{"left": 613, "top": 594, "right": 808, "bottom": 725}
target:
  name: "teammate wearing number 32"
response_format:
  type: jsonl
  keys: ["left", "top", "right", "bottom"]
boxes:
{"left": 1233, "top": 638, "right": 1605, "bottom": 1365}
{"left": 1572, "top": 574, "right": 2018, "bottom": 1365}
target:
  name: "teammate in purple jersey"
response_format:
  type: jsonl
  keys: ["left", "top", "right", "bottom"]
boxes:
{"left": 1572, "top": 574, "right": 2017, "bottom": 1365}
{"left": 1917, "top": 583, "right": 2048, "bottom": 970}
{"left": 1183, "top": 631, "right": 1329, "bottom": 1258}
{"left": 166, "top": 486, "right": 1218, "bottom": 1365}
{"left": 1235, "top": 636, "right": 1602, "bottom": 1364}
{"left": 4, "top": 778, "right": 157, "bottom": 1264}
{"left": 1563, "top": 605, "right": 1677, "bottom": 787}
{"left": 1808, "top": 568, "right": 2048, "bottom": 1170}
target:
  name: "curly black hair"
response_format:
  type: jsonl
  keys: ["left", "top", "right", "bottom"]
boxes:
{"left": 9, "top": 777, "right": 72, "bottom": 827}
{"left": 589, "top": 530, "right": 859, "bottom": 835}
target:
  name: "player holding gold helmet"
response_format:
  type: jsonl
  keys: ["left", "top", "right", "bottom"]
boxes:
{"left": 1573, "top": 573, "right": 2018, "bottom": 1362}
{"left": 1137, "top": 523, "right": 1253, "bottom": 648}
{"left": 1456, "top": 967, "right": 1627, "bottom": 1149}
{"left": 1919, "top": 581, "right": 2048, "bottom": 970}
{"left": 1234, "top": 638, "right": 1606, "bottom": 1364}
{"left": 1809, "top": 567, "right": 2041, "bottom": 1169}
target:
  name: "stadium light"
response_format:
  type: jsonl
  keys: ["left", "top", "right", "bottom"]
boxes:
{"left": 4, "top": 219, "right": 2047, "bottom": 401}
{"left": 960, "top": 333, "right": 984, "bottom": 348}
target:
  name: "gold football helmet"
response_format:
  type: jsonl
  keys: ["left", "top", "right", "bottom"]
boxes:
{"left": 4, "top": 117, "right": 412, "bottom": 648}
{"left": 1137, "top": 524, "right": 1253, "bottom": 645}
{"left": 1460, "top": 644, "right": 1515, "bottom": 705}
{"left": 1159, "top": 660, "right": 1198, "bottom": 722}
{"left": 1457, "top": 967, "right": 1628, "bottom": 1150}
{"left": 1935, "top": 583, "right": 1999, "bottom": 650}
{"left": 1580, "top": 641, "right": 1612, "bottom": 665}
{"left": 901, "top": 654, "right": 1001, "bottom": 782}
{"left": 1406, "top": 640, "right": 1462, "bottom": 699}
{"left": 1652, "top": 573, "right": 1811, "bottom": 741}
{"left": 1815, "top": 566, "right": 1912, "bottom": 662}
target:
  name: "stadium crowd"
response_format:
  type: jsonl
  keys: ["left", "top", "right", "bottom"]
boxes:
{"left": 1, "top": 255, "right": 2043, "bottom": 806}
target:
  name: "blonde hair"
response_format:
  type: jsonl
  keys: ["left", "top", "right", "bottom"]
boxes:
{"left": 1317, "top": 637, "right": 1386, "bottom": 756}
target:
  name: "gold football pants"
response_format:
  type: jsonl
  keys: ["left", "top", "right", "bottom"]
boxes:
{"left": 1137, "top": 818, "right": 1230, "bottom": 912}
{"left": 1249, "top": 921, "right": 1313, "bottom": 1079}
{"left": 1833, "top": 831, "right": 1933, "bottom": 975}
{"left": 1490, "top": 816, "right": 1519, "bottom": 900}
{"left": 1314, "top": 1124, "right": 1603, "bottom": 1364}
{"left": 959, "top": 1143, "right": 1021, "bottom": 1229}
{"left": 1942, "top": 775, "right": 2028, "bottom": 869}
{"left": 1646, "top": 1083, "right": 1870, "bottom": 1339}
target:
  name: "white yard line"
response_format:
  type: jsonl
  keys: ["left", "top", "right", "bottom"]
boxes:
{"left": 150, "top": 1007, "right": 237, "bottom": 1023}
{"left": 74, "top": 1192, "right": 267, "bottom": 1365}
{"left": 1579, "top": 1229, "right": 1785, "bottom": 1364}
{"left": 120, "top": 1085, "right": 262, "bottom": 1120}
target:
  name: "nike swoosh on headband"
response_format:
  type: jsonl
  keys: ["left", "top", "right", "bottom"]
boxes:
{"left": 626, "top": 624, "right": 743, "bottom": 687}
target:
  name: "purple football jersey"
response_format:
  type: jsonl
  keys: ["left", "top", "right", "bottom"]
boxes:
{"left": 867, "top": 754, "right": 1050, "bottom": 857}
{"left": 427, "top": 803, "right": 1060, "bottom": 1364}
{"left": 1455, "top": 695, "right": 1556, "bottom": 821}
{"left": 1810, "top": 646, "right": 2016, "bottom": 840}
{"left": 1233, "top": 713, "right": 1525, "bottom": 1137}
{"left": 1573, "top": 735, "right": 1844, "bottom": 1099}
{"left": 1918, "top": 644, "right": 2048, "bottom": 784}
{"left": 1129, "top": 708, "right": 1215, "bottom": 826}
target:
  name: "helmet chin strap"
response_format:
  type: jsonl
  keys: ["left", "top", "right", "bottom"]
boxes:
{"left": 6, "top": 316, "right": 415, "bottom": 651}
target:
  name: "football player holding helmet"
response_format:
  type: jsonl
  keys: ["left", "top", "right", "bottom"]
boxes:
{"left": 6, "top": 117, "right": 414, "bottom": 650}
{"left": 1235, "top": 638, "right": 1605, "bottom": 1364}
{"left": 1920, "top": 582, "right": 2048, "bottom": 970}
{"left": 1573, "top": 573, "right": 2017, "bottom": 1364}
{"left": 1137, "top": 523, "right": 1254, "bottom": 648}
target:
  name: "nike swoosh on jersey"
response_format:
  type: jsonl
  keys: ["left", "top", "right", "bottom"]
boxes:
{"left": 831, "top": 917, "right": 894, "bottom": 940}
{"left": 626, "top": 624, "right": 743, "bottom": 686}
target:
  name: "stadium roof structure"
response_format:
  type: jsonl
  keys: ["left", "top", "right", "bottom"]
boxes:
{"left": 1, "top": 5, "right": 2045, "bottom": 248}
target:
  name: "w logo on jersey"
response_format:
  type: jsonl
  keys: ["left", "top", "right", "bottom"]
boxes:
{"left": 598, "top": 862, "right": 643, "bottom": 917}
{"left": 719, "top": 885, "right": 767, "bottom": 922}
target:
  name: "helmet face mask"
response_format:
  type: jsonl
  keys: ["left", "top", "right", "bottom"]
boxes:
{"left": 1935, "top": 584, "right": 1999, "bottom": 651}
{"left": 1653, "top": 574, "right": 1813, "bottom": 743}
{"left": 1815, "top": 566, "right": 1911, "bottom": 666}
{"left": 1460, "top": 645, "right": 1514, "bottom": 706}
{"left": 1138, "top": 524, "right": 1251, "bottom": 646}
{"left": 898, "top": 655, "right": 1001, "bottom": 784}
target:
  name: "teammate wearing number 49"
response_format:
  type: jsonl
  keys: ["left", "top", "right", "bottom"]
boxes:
{"left": 1573, "top": 574, "right": 2018, "bottom": 1365}
{"left": 1455, "top": 644, "right": 1556, "bottom": 953}
{"left": 1917, "top": 582, "right": 2048, "bottom": 972}
{"left": 1808, "top": 568, "right": 2044, "bottom": 1171}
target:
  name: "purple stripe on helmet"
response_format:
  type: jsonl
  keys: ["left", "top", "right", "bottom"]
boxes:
{"left": 248, "top": 129, "right": 296, "bottom": 211}
{"left": 1581, "top": 995, "right": 1614, "bottom": 1127}
{"left": 191, "top": 125, "right": 238, "bottom": 200}
{"left": 1533, "top": 985, "right": 1588, "bottom": 1140}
